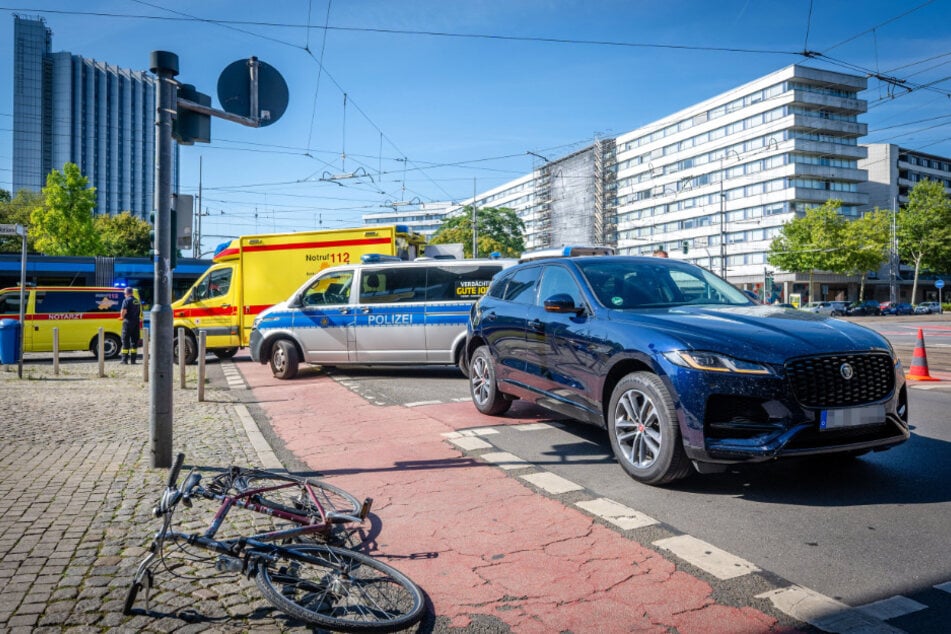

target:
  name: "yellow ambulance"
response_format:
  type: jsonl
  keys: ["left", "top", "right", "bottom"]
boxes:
{"left": 0, "top": 286, "right": 140, "bottom": 359}
{"left": 171, "top": 225, "right": 425, "bottom": 364}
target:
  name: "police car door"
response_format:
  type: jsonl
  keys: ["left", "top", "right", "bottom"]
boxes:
{"left": 354, "top": 266, "right": 427, "bottom": 363}
{"left": 294, "top": 269, "right": 356, "bottom": 363}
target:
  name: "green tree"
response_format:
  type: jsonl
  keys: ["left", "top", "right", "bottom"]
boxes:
{"left": 767, "top": 200, "right": 848, "bottom": 301}
{"left": 842, "top": 209, "right": 890, "bottom": 301}
{"left": 430, "top": 206, "right": 525, "bottom": 258}
{"left": 95, "top": 212, "right": 152, "bottom": 257}
{"left": 30, "top": 163, "right": 99, "bottom": 255}
{"left": 0, "top": 189, "right": 44, "bottom": 253}
{"left": 898, "top": 179, "right": 951, "bottom": 304}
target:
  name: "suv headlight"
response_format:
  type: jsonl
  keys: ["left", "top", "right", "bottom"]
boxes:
{"left": 664, "top": 350, "right": 773, "bottom": 375}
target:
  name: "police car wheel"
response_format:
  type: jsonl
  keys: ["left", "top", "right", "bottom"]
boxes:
{"left": 270, "top": 340, "right": 299, "bottom": 380}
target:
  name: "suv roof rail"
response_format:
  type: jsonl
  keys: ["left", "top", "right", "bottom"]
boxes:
{"left": 519, "top": 245, "right": 615, "bottom": 262}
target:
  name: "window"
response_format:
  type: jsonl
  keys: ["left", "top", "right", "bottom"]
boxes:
{"left": 537, "top": 266, "right": 583, "bottom": 307}
{"left": 358, "top": 267, "right": 427, "bottom": 303}
{"left": 427, "top": 264, "right": 503, "bottom": 301}
{"left": 302, "top": 270, "right": 354, "bottom": 306}
{"left": 502, "top": 266, "right": 541, "bottom": 305}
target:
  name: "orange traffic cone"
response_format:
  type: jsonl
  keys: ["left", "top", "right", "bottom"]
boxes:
{"left": 907, "top": 328, "right": 940, "bottom": 381}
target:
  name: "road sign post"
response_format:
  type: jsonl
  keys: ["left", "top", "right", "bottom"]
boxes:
{"left": 936, "top": 279, "right": 944, "bottom": 306}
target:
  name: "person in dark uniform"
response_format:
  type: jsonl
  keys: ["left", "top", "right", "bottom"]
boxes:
{"left": 119, "top": 287, "right": 141, "bottom": 364}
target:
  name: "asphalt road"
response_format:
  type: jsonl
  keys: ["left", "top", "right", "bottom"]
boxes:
{"left": 319, "top": 314, "right": 951, "bottom": 632}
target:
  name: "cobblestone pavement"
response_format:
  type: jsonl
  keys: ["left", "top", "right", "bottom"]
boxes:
{"left": 0, "top": 353, "right": 357, "bottom": 633}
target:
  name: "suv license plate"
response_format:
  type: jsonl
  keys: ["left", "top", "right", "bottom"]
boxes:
{"left": 820, "top": 404, "right": 885, "bottom": 430}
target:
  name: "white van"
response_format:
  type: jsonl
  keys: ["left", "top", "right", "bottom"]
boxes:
{"left": 249, "top": 257, "right": 515, "bottom": 379}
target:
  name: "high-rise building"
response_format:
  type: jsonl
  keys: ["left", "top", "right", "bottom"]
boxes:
{"left": 860, "top": 143, "right": 951, "bottom": 211}
{"left": 12, "top": 15, "right": 174, "bottom": 219}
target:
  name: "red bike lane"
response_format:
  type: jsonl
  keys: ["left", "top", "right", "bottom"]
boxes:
{"left": 236, "top": 360, "right": 785, "bottom": 633}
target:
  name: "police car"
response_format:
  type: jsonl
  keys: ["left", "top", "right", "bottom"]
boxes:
{"left": 249, "top": 255, "right": 515, "bottom": 379}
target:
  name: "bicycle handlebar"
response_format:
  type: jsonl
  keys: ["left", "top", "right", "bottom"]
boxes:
{"left": 167, "top": 453, "right": 185, "bottom": 489}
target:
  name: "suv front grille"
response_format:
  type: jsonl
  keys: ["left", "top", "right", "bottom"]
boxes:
{"left": 785, "top": 353, "right": 895, "bottom": 408}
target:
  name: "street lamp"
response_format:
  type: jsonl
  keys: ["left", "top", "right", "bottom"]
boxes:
{"left": 718, "top": 149, "right": 743, "bottom": 278}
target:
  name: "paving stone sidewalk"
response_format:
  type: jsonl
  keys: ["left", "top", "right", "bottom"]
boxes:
{"left": 0, "top": 354, "right": 333, "bottom": 633}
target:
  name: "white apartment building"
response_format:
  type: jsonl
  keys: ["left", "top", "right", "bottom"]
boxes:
{"left": 371, "top": 65, "right": 875, "bottom": 299}
{"left": 614, "top": 64, "right": 868, "bottom": 292}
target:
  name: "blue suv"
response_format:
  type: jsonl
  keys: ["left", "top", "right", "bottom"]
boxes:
{"left": 465, "top": 250, "right": 909, "bottom": 485}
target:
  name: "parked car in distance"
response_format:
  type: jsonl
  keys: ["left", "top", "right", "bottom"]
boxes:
{"left": 799, "top": 301, "right": 824, "bottom": 313}
{"left": 915, "top": 301, "right": 943, "bottom": 314}
{"left": 880, "top": 302, "right": 914, "bottom": 316}
{"left": 813, "top": 301, "right": 849, "bottom": 317}
{"left": 846, "top": 300, "right": 882, "bottom": 316}
{"left": 465, "top": 249, "right": 910, "bottom": 485}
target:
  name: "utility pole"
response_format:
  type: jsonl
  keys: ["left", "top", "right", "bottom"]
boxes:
{"left": 149, "top": 51, "right": 177, "bottom": 468}
{"left": 472, "top": 178, "right": 478, "bottom": 258}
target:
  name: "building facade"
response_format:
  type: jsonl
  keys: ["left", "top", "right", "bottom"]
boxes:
{"left": 12, "top": 15, "right": 172, "bottom": 219}
{"left": 614, "top": 64, "right": 868, "bottom": 298}
{"left": 860, "top": 143, "right": 951, "bottom": 210}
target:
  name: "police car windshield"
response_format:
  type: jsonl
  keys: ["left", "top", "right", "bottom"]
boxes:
{"left": 576, "top": 258, "right": 751, "bottom": 309}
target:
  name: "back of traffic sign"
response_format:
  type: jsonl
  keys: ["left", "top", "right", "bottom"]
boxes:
{"left": 217, "top": 57, "right": 288, "bottom": 127}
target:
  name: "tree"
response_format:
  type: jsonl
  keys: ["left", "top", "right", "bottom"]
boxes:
{"left": 30, "top": 163, "right": 99, "bottom": 256}
{"left": 430, "top": 206, "right": 525, "bottom": 258}
{"left": 0, "top": 189, "right": 44, "bottom": 253}
{"left": 95, "top": 212, "right": 152, "bottom": 257}
{"left": 898, "top": 179, "right": 951, "bottom": 304}
{"left": 842, "top": 209, "right": 890, "bottom": 301}
{"left": 767, "top": 200, "right": 848, "bottom": 301}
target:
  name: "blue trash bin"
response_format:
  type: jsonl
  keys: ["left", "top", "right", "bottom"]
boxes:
{"left": 0, "top": 319, "right": 21, "bottom": 364}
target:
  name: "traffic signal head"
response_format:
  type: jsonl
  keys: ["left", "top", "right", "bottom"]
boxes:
{"left": 173, "top": 84, "right": 211, "bottom": 145}
{"left": 682, "top": 240, "right": 690, "bottom": 254}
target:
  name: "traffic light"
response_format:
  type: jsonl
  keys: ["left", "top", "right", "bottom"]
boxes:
{"left": 682, "top": 240, "right": 690, "bottom": 254}
{"left": 173, "top": 84, "right": 211, "bottom": 145}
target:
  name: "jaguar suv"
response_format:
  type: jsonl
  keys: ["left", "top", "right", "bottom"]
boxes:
{"left": 465, "top": 250, "right": 910, "bottom": 485}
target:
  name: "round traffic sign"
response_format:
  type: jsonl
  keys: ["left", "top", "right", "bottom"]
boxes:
{"left": 936, "top": 279, "right": 945, "bottom": 289}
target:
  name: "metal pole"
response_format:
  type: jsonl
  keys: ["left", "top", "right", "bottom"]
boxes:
{"left": 472, "top": 178, "right": 478, "bottom": 258}
{"left": 149, "top": 51, "right": 179, "bottom": 469}
{"left": 17, "top": 227, "right": 26, "bottom": 379}
{"left": 719, "top": 158, "right": 726, "bottom": 278}
{"left": 890, "top": 198, "right": 898, "bottom": 304}
{"left": 195, "top": 156, "right": 202, "bottom": 258}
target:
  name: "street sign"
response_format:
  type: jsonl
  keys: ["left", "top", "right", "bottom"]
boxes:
{"left": 936, "top": 279, "right": 944, "bottom": 289}
{"left": 0, "top": 224, "right": 22, "bottom": 236}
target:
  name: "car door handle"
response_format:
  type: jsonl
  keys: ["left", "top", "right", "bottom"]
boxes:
{"left": 339, "top": 307, "right": 352, "bottom": 315}
{"left": 361, "top": 307, "right": 372, "bottom": 314}
{"left": 529, "top": 319, "right": 544, "bottom": 331}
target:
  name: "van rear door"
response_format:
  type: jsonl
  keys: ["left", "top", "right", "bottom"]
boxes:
{"left": 423, "top": 263, "right": 504, "bottom": 363}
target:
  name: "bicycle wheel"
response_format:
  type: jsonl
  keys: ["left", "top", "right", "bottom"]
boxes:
{"left": 254, "top": 544, "right": 425, "bottom": 633}
{"left": 208, "top": 469, "right": 363, "bottom": 544}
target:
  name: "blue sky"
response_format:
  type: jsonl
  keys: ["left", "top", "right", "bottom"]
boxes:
{"left": 2, "top": 1, "right": 950, "bottom": 256}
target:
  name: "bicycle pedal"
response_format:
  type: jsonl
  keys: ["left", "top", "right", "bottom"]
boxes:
{"left": 359, "top": 497, "right": 373, "bottom": 520}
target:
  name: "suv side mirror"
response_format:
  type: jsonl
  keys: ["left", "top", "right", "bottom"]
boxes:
{"left": 544, "top": 293, "right": 584, "bottom": 314}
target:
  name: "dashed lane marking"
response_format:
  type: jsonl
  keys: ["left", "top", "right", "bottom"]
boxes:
{"left": 653, "top": 534, "right": 760, "bottom": 580}
{"left": 404, "top": 400, "right": 442, "bottom": 407}
{"left": 936, "top": 581, "right": 951, "bottom": 593}
{"left": 514, "top": 422, "right": 557, "bottom": 431}
{"left": 856, "top": 596, "right": 927, "bottom": 621}
{"left": 756, "top": 586, "right": 904, "bottom": 633}
{"left": 479, "top": 451, "right": 530, "bottom": 470}
{"left": 446, "top": 436, "right": 493, "bottom": 451}
{"left": 575, "top": 497, "right": 658, "bottom": 530}
{"left": 519, "top": 471, "right": 583, "bottom": 494}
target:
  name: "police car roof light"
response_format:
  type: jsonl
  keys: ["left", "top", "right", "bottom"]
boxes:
{"left": 361, "top": 253, "right": 403, "bottom": 264}
{"left": 519, "top": 245, "right": 616, "bottom": 262}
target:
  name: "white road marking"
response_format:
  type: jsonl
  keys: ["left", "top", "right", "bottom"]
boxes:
{"left": 446, "top": 436, "right": 493, "bottom": 451}
{"left": 479, "top": 451, "right": 530, "bottom": 470}
{"left": 514, "top": 422, "right": 556, "bottom": 431}
{"left": 935, "top": 580, "right": 951, "bottom": 593}
{"left": 653, "top": 535, "right": 759, "bottom": 580}
{"left": 576, "top": 497, "right": 658, "bottom": 530}
{"left": 856, "top": 595, "right": 927, "bottom": 621}
{"left": 756, "top": 586, "right": 904, "bottom": 633}
{"left": 520, "top": 471, "right": 583, "bottom": 494}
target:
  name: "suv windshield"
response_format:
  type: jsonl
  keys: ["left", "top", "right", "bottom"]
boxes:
{"left": 576, "top": 258, "right": 750, "bottom": 309}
